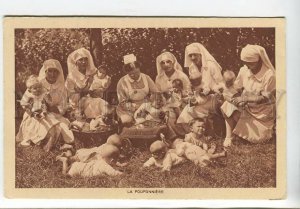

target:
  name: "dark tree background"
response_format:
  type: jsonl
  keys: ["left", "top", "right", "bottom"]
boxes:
{"left": 15, "top": 28, "right": 275, "bottom": 93}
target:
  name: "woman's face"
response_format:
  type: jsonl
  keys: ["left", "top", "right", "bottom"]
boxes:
{"left": 46, "top": 68, "right": 59, "bottom": 84}
{"left": 76, "top": 57, "right": 88, "bottom": 74}
{"left": 243, "top": 59, "right": 262, "bottom": 74}
{"left": 127, "top": 67, "right": 141, "bottom": 81}
{"left": 160, "top": 59, "right": 174, "bottom": 73}
{"left": 189, "top": 53, "right": 202, "bottom": 67}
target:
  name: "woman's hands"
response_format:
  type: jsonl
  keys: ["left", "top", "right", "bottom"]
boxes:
{"left": 231, "top": 96, "right": 247, "bottom": 107}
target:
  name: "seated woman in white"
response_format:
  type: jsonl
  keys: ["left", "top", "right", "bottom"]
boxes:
{"left": 116, "top": 54, "right": 158, "bottom": 125}
{"left": 65, "top": 48, "right": 112, "bottom": 119}
{"left": 222, "top": 44, "right": 276, "bottom": 147}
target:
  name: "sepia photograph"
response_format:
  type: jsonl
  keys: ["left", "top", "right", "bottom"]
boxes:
{"left": 4, "top": 17, "right": 286, "bottom": 199}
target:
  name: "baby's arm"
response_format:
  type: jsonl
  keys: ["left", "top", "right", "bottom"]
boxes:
{"left": 143, "top": 157, "right": 155, "bottom": 167}
{"left": 162, "top": 153, "right": 173, "bottom": 172}
{"left": 55, "top": 156, "right": 69, "bottom": 175}
{"left": 20, "top": 90, "right": 34, "bottom": 116}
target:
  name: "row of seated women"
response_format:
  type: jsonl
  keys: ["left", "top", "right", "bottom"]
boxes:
{"left": 16, "top": 42, "right": 276, "bottom": 152}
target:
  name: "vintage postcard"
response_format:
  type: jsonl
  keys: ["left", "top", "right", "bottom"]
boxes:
{"left": 4, "top": 17, "right": 286, "bottom": 199}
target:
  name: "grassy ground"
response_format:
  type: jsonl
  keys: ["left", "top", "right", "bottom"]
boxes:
{"left": 15, "top": 133, "right": 276, "bottom": 188}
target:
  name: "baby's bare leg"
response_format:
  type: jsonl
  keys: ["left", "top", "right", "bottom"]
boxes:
{"left": 207, "top": 143, "right": 216, "bottom": 154}
{"left": 209, "top": 150, "right": 226, "bottom": 159}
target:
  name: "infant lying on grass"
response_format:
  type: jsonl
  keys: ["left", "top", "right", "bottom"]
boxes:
{"left": 143, "top": 118, "right": 226, "bottom": 171}
{"left": 56, "top": 134, "right": 127, "bottom": 177}
{"left": 143, "top": 140, "right": 186, "bottom": 172}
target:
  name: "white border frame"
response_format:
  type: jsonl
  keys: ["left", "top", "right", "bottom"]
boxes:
{"left": 1, "top": 0, "right": 300, "bottom": 208}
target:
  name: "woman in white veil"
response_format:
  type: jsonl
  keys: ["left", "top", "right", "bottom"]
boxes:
{"left": 155, "top": 51, "right": 191, "bottom": 93}
{"left": 222, "top": 44, "right": 276, "bottom": 147}
{"left": 65, "top": 48, "right": 112, "bottom": 119}
{"left": 184, "top": 42, "right": 223, "bottom": 92}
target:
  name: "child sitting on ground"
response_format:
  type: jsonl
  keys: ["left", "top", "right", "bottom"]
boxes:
{"left": 184, "top": 118, "right": 214, "bottom": 150}
{"left": 143, "top": 140, "right": 186, "bottom": 172}
{"left": 134, "top": 92, "right": 167, "bottom": 125}
{"left": 172, "top": 138, "right": 226, "bottom": 167}
{"left": 56, "top": 134, "right": 127, "bottom": 177}
{"left": 89, "top": 65, "right": 111, "bottom": 98}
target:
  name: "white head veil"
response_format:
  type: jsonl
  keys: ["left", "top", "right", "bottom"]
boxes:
{"left": 156, "top": 51, "right": 183, "bottom": 76}
{"left": 67, "top": 48, "right": 97, "bottom": 88}
{"left": 240, "top": 44, "right": 275, "bottom": 71}
{"left": 38, "top": 59, "right": 65, "bottom": 90}
{"left": 184, "top": 43, "right": 222, "bottom": 70}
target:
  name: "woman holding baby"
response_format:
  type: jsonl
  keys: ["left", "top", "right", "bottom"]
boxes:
{"left": 65, "top": 48, "right": 112, "bottom": 119}
{"left": 222, "top": 44, "right": 276, "bottom": 147}
{"left": 17, "top": 59, "right": 74, "bottom": 151}
{"left": 116, "top": 54, "right": 159, "bottom": 126}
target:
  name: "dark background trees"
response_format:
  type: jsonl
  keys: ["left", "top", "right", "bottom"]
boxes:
{"left": 15, "top": 28, "right": 275, "bottom": 93}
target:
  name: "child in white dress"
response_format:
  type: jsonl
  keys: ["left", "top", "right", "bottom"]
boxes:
{"left": 218, "top": 70, "right": 240, "bottom": 117}
{"left": 134, "top": 92, "right": 167, "bottom": 125}
{"left": 20, "top": 75, "right": 51, "bottom": 118}
{"left": 89, "top": 66, "right": 111, "bottom": 98}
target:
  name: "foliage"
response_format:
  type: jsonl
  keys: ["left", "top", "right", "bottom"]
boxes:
{"left": 15, "top": 28, "right": 90, "bottom": 91}
{"left": 15, "top": 27, "right": 275, "bottom": 93}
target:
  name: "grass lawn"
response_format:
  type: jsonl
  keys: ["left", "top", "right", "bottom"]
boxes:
{"left": 15, "top": 133, "right": 276, "bottom": 188}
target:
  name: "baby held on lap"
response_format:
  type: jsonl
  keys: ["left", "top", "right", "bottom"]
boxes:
{"left": 134, "top": 92, "right": 167, "bottom": 126}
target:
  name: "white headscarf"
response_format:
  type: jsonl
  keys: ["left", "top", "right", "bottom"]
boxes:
{"left": 38, "top": 59, "right": 65, "bottom": 90}
{"left": 184, "top": 43, "right": 222, "bottom": 70}
{"left": 67, "top": 48, "right": 97, "bottom": 88}
{"left": 156, "top": 51, "right": 183, "bottom": 76}
{"left": 240, "top": 44, "right": 275, "bottom": 71}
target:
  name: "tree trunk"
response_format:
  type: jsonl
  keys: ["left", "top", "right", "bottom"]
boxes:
{"left": 90, "top": 29, "right": 103, "bottom": 67}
